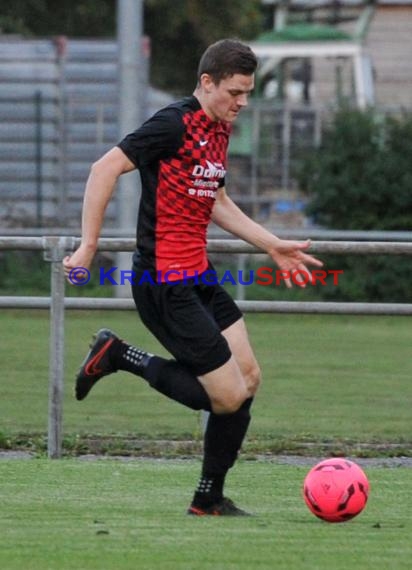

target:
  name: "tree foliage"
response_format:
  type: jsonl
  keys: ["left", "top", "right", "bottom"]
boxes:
{"left": 0, "top": 0, "right": 116, "bottom": 37}
{"left": 144, "top": 0, "right": 262, "bottom": 93}
{"left": 299, "top": 109, "right": 412, "bottom": 302}
{"left": 300, "top": 109, "right": 412, "bottom": 230}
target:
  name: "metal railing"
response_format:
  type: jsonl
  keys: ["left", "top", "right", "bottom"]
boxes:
{"left": 1, "top": 235, "right": 412, "bottom": 459}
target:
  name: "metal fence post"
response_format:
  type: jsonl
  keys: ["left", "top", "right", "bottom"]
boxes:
{"left": 43, "top": 236, "right": 73, "bottom": 458}
{"left": 235, "top": 254, "right": 247, "bottom": 301}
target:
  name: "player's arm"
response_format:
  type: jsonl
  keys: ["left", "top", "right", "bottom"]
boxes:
{"left": 63, "top": 147, "right": 135, "bottom": 279}
{"left": 211, "top": 187, "right": 322, "bottom": 287}
{"left": 211, "top": 186, "right": 281, "bottom": 252}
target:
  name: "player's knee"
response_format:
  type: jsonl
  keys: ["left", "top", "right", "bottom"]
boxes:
{"left": 212, "top": 386, "right": 249, "bottom": 414}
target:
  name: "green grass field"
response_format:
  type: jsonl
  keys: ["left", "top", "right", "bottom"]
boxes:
{"left": 1, "top": 310, "right": 411, "bottom": 453}
{"left": 1, "top": 309, "right": 411, "bottom": 569}
{"left": 1, "top": 458, "right": 411, "bottom": 570}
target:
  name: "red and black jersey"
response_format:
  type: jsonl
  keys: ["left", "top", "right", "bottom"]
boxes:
{"left": 117, "top": 96, "right": 231, "bottom": 282}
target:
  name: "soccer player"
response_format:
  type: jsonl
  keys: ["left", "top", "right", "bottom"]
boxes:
{"left": 63, "top": 39, "right": 322, "bottom": 516}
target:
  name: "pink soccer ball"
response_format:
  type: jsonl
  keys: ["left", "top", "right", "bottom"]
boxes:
{"left": 303, "top": 458, "right": 369, "bottom": 523}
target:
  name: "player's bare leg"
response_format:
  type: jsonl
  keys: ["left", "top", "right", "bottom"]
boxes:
{"left": 188, "top": 318, "right": 261, "bottom": 516}
{"left": 222, "top": 317, "right": 261, "bottom": 396}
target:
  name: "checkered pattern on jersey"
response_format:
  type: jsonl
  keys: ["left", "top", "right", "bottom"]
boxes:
{"left": 158, "top": 110, "right": 230, "bottom": 219}
{"left": 154, "top": 108, "right": 231, "bottom": 280}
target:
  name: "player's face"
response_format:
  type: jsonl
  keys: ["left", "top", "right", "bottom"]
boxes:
{"left": 202, "top": 73, "right": 255, "bottom": 123}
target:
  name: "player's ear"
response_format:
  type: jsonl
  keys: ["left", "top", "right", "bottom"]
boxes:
{"left": 200, "top": 73, "right": 215, "bottom": 93}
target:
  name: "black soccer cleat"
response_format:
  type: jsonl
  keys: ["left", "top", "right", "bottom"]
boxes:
{"left": 75, "top": 329, "right": 119, "bottom": 401}
{"left": 187, "top": 497, "right": 252, "bottom": 517}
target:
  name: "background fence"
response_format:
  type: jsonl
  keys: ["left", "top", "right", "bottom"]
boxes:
{"left": 1, "top": 235, "right": 412, "bottom": 458}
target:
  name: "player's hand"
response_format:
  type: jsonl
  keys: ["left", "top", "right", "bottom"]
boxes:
{"left": 63, "top": 244, "right": 96, "bottom": 285}
{"left": 268, "top": 239, "right": 323, "bottom": 288}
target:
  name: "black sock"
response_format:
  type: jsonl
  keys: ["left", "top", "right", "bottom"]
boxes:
{"left": 111, "top": 341, "right": 153, "bottom": 373}
{"left": 191, "top": 398, "right": 254, "bottom": 508}
{"left": 110, "top": 340, "right": 212, "bottom": 412}
{"left": 192, "top": 473, "right": 226, "bottom": 507}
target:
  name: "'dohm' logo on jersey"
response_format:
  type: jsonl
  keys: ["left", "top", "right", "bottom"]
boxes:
{"left": 192, "top": 160, "right": 226, "bottom": 179}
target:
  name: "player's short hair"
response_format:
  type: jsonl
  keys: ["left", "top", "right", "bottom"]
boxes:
{"left": 197, "top": 39, "right": 258, "bottom": 85}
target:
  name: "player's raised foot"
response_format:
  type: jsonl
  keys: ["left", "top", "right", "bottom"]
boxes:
{"left": 75, "top": 329, "right": 119, "bottom": 401}
{"left": 187, "top": 497, "right": 252, "bottom": 517}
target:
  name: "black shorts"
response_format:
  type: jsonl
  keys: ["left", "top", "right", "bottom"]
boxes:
{"left": 131, "top": 272, "right": 243, "bottom": 376}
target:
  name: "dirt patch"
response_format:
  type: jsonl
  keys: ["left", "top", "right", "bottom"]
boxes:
{"left": 3, "top": 450, "right": 410, "bottom": 469}
{"left": 258, "top": 454, "right": 412, "bottom": 468}
{"left": 0, "top": 450, "right": 34, "bottom": 460}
